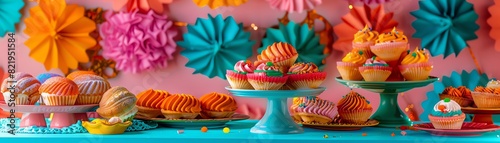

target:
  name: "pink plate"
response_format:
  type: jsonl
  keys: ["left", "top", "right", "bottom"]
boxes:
{"left": 413, "top": 122, "right": 500, "bottom": 136}
{"left": 0, "top": 104, "right": 97, "bottom": 113}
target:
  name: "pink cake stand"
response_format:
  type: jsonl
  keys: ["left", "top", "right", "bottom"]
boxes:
{"left": 0, "top": 104, "right": 97, "bottom": 128}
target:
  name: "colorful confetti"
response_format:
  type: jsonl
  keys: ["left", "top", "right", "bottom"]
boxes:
{"left": 223, "top": 127, "right": 230, "bottom": 134}
{"left": 177, "top": 130, "right": 184, "bottom": 134}
{"left": 362, "top": 132, "right": 367, "bottom": 136}
{"left": 323, "top": 134, "right": 328, "bottom": 138}
{"left": 401, "top": 131, "right": 407, "bottom": 136}
{"left": 201, "top": 126, "right": 208, "bottom": 132}
{"left": 391, "top": 132, "right": 396, "bottom": 136}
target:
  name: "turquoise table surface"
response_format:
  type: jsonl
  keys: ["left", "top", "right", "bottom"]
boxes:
{"left": 1, "top": 120, "right": 500, "bottom": 143}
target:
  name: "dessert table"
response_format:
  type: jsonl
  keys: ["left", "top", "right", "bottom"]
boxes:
{"left": 1, "top": 120, "right": 499, "bottom": 143}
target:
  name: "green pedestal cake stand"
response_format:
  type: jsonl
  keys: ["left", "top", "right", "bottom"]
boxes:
{"left": 335, "top": 76, "right": 438, "bottom": 128}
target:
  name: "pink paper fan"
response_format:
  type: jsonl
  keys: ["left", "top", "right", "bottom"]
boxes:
{"left": 488, "top": 0, "right": 500, "bottom": 52}
{"left": 267, "top": 0, "right": 322, "bottom": 13}
{"left": 333, "top": 4, "right": 398, "bottom": 55}
{"left": 104, "top": 0, "right": 173, "bottom": 13}
{"left": 345, "top": 0, "right": 393, "bottom": 5}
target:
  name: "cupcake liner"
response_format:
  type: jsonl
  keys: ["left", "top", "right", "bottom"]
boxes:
{"left": 161, "top": 110, "right": 199, "bottom": 119}
{"left": 288, "top": 72, "right": 327, "bottom": 89}
{"left": 42, "top": 94, "right": 78, "bottom": 106}
{"left": 204, "top": 111, "right": 234, "bottom": 118}
{"left": 226, "top": 70, "right": 253, "bottom": 89}
{"left": 471, "top": 92, "right": 500, "bottom": 108}
{"left": 352, "top": 42, "right": 375, "bottom": 59}
{"left": 274, "top": 54, "right": 298, "bottom": 68}
{"left": 136, "top": 105, "right": 162, "bottom": 118}
{"left": 247, "top": 74, "right": 288, "bottom": 90}
{"left": 75, "top": 95, "right": 102, "bottom": 105}
{"left": 428, "top": 113, "right": 465, "bottom": 129}
{"left": 337, "top": 62, "right": 363, "bottom": 81}
{"left": 399, "top": 62, "right": 433, "bottom": 81}
{"left": 359, "top": 66, "right": 392, "bottom": 82}
{"left": 295, "top": 112, "right": 332, "bottom": 124}
{"left": 338, "top": 109, "right": 372, "bottom": 124}
{"left": 16, "top": 95, "right": 30, "bottom": 105}
{"left": 370, "top": 42, "right": 408, "bottom": 62}
{"left": 439, "top": 94, "right": 473, "bottom": 107}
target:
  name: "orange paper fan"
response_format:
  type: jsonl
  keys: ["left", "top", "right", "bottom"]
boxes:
{"left": 333, "top": 4, "right": 398, "bottom": 55}
{"left": 488, "top": 0, "right": 500, "bottom": 52}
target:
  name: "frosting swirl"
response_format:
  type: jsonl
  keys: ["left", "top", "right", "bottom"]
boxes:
{"left": 161, "top": 94, "right": 201, "bottom": 113}
{"left": 353, "top": 25, "right": 379, "bottom": 43}
{"left": 291, "top": 96, "right": 336, "bottom": 118}
{"left": 136, "top": 89, "right": 169, "bottom": 109}
{"left": 288, "top": 62, "right": 319, "bottom": 74}
{"left": 474, "top": 86, "right": 500, "bottom": 94}
{"left": 199, "top": 92, "right": 237, "bottom": 112}
{"left": 375, "top": 27, "right": 408, "bottom": 43}
{"left": 233, "top": 60, "right": 255, "bottom": 74}
{"left": 257, "top": 42, "right": 298, "bottom": 63}
{"left": 400, "top": 47, "right": 430, "bottom": 65}
{"left": 341, "top": 50, "right": 367, "bottom": 65}
{"left": 363, "top": 56, "right": 389, "bottom": 66}
{"left": 337, "top": 91, "right": 372, "bottom": 110}
{"left": 254, "top": 62, "right": 283, "bottom": 77}
{"left": 431, "top": 98, "right": 462, "bottom": 117}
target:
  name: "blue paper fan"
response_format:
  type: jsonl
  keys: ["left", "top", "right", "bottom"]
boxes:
{"left": 410, "top": 0, "right": 479, "bottom": 58}
{"left": 258, "top": 21, "right": 326, "bottom": 69}
{"left": 177, "top": 14, "right": 255, "bottom": 79}
{"left": 0, "top": 0, "right": 24, "bottom": 37}
{"left": 420, "top": 69, "right": 489, "bottom": 121}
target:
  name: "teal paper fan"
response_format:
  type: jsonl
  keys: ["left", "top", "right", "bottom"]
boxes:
{"left": 420, "top": 70, "right": 489, "bottom": 121}
{"left": 410, "top": 0, "right": 479, "bottom": 58}
{"left": 258, "top": 21, "right": 326, "bottom": 69}
{"left": 0, "top": 0, "right": 24, "bottom": 37}
{"left": 177, "top": 14, "right": 255, "bottom": 79}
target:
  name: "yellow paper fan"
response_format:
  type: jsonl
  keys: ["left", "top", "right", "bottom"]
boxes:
{"left": 193, "top": 0, "right": 248, "bottom": 9}
{"left": 24, "top": 0, "right": 96, "bottom": 74}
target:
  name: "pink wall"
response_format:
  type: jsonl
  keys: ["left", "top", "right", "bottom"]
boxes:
{"left": 1, "top": 0, "right": 498, "bottom": 119}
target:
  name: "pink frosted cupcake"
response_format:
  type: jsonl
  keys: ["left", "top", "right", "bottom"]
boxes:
{"left": 290, "top": 96, "right": 336, "bottom": 124}
{"left": 247, "top": 62, "right": 288, "bottom": 90}
{"left": 359, "top": 56, "right": 392, "bottom": 81}
{"left": 352, "top": 25, "right": 378, "bottom": 59}
{"left": 226, "top": 60, "right": 255, "bottom": 89}
{"left": 370, "top": 27, "right": 408, "bottom": 62}
{"left": 336, "top": 50, "right": 367, "bottom": 81}
{"left": 399, "top": 47, "right": 433, "bottom": 81}
{"left": 428, "top": 98, "right": 465, "bottom": 129}
{"left": 287, "top": 62, "right": 327, "bottom": 89}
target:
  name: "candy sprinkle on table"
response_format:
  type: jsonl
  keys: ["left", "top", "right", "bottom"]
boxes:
{"left": 201, "top": 126, "right": 208, "bottom": 132}
{"left": 391, "top": 132, "right": 396, "bottom": 136}
{"left": 323, "top": 134, "right": 328, "bottom": 138}
{"left": 223, "top": 127, "right": 230, "bottom": 133}
{"left": 177, "top": 130, "right": 184, "bottom": 134}
{"left": 362, "top": 132, "right": 367, "bottom": 136}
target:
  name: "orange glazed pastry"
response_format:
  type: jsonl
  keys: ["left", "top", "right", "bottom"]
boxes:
{"left": 73, "top": 74, "right": 111, "bottom": 105}
{"left": 199, "top": 92, "right": 238, "bottom": 118}
{"left": 439, "top": 86, "right": 473, "bottom": 107}
{"left": 97, "top": 86, "right": 137, "bottom": 121}
{"left": 257, "top": 42, "right": 298, "bottom": 70}
{"left": 135, "top": 89, "right": 170, "bottom": 118}
{"left": 39, "top": 77, "right": 79, "bottom": 105}
{"left": 337, "top": 91, "right": 372, "bottom": 124}
{"left": 1, "top": 72, "right": 41, "bottom": 105}
{"left": 161, "top": 94, "right": 201, "bottom": 119}
{"left": 66, "top": 70, "right": 96, "bottom": 80}
{"left": 472, "top": 86, "right": 500, "bottom": 108}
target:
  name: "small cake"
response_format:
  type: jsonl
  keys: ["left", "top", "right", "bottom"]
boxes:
{"left": 39, "top": 77, "right": 79, "bottom": 105}
{"left": 135, "top": 89, "right": 169, "bottom": 118}
{"left": 66, "top": 70, "right": 96, "bottom": 80}
{"left": 160, "top": 94, "right": 201, "bottom": 119}
{"left": 287, "top": 62, "right": 327, "bottom": 89}
{"left": 352, "top": 25, "right": 378, "bottom": 59}
{"left": 1, "top": 73, "right": 41, "bottom": 105}
{"left": 486, "top": 79, "right": 500, "bottom": 89}
{"left": 290, "top": 96, "right": 336, "bottom": 124}
{"left": 337, "top": 91, "right": 372, "bottom": 124}
{"left": 247, "top": 62, "right": 288, "bottom": 90}
{"left": 359, "top": 56, "right": 392, "bottom": 81}
{"left": 199, "top": 92, "right": 238, "bottom": 118}
{"left": 439, "top": 86, "right": 473, "bottom": 107}
{"left": 471, "top": 86, "right": 500, "bottom": 108}
{"left": 226, "top": 60, "right": 255, "bottom": 89}
{"left": 73, "top": 74, "right": 111, "bottom": 105}
{"left": 97, "top": 86, "right": 138, "bottom": 121}
{"left": 336, "top": 50, "right": 366, "bottom": 80}
{"left": 257, "top": 42, "right": 298, "bottom": 71}
{"left": 399, "top": 47, "right": 433, "bottom": 81}
{"left": 428, "top": 98, "right": 465, "bottom": 129}
{"left": 370, "top": 27, "right": 408, "bottom": 62}
{"left": 36, "top": 73, "right": 62, "bottom": 84}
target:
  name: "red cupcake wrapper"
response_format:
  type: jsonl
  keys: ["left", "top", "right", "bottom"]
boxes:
{"left": 288, "top": 72, "right": 327, "bottom": 81}
{"left": 247, "top": 74, "right": 288, "bottom": 83}
{"left": 226, "top": 70, "right": 247, "bottom": 80}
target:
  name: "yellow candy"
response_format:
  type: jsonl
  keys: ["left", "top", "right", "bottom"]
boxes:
{"left": 223, "top": 127, "right": 230, "bottom": 133}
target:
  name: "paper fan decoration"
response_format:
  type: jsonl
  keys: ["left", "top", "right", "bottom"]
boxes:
{"left": 24, "top": 0, "right": 96, "bottom": 74}
{"left": 345, "top": 0, "right": 392, "bottom": 5}
{"left": 267, "top": 0, "right": 322, "bottom": 13}
{"left": 410, "top": 0, "right": 479, "bottom": 58}
{"left": 177, "top": 14, "right": 255, "bottom": 79}
{"left": 420, "top": 69, "right": 489, "bottom": 121}
{"left": 259, "top": 21, "right": 326, "bottom": 68}
{"left": 104, "top": 0, "right": 173, "bottom": 13}
{"left": 193, "top": 0, "right": 248, "bottom": 9}
{"left": 488, "top": 0, "right": 500, "bottom": 52}
{"left": 0, "top": 0, "right": 24, "bottom": 37}
{"left": 100, "top": 10, "right": 178, "bottom": 73}
{"left": 333, "top": 4, "right": 398, "bottom": 55}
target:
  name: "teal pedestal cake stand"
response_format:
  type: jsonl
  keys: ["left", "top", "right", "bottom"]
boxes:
{"left": 226, "top": 86, "right": 326, "bottom": 134}
{"left": 335, "top": 77, "right": 438, "bottom": 128}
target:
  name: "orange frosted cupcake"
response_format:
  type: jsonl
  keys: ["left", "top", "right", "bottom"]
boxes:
{"left": 199, "top": 92, "right": 238, "bottom": 118}
{"left": 428, "top": 98, "right": 465, "bottom": 129}
{"left": 337, "top": 91, "right": 372, "bottom": 124}
{"left": 226, "top": 60, "right": 255, "bottom": 89}
{"left": 287, "top": 62, "right": 326, "bottom": 89}
{"left": 472, "top": 86, "right": 500, "bottom": 108}
{"left": 39, "top": 77, "right": 79, "bottom": 105}
{"left": 73, "top": 74, "right": 110, "bottom": 105}
{"left": 359, "top": 56, "right": 392, "bottom": 81}
{"left": 257, "top": 42, "right": 298, "bottom": 71}
{"left": 290, "top": 96, "right": 336, "bottom": 124}
{"left": 337, "top": 50, "right": 366, "bottom": 80}
{"left": 66, "top": 70, "right": 96, "bottom": 80}
{"left": 97, "top": 86, "right": 137, "bottom": 121}
{"left": 439, "top": 86, "right": 473, "bottom": 107}
{"left": 135, "top": 89, "right": 169, "bottom": 118}
{"left": 1, "top": 72, "right": 41, "bottom": 105}
{"left": 161, "top": 94, "right": 201, "bottom": 119}
{"left": 352, "top": 25, "right": 378, "bottom": 59}
{"left": 399, "top": 47, "right": 433, "bottom": 81}
{"left": 247, "top": 62, "right": 288, "bottom": 90}
{"left": 370, "top": 27, "right": 408, "bottom": 62}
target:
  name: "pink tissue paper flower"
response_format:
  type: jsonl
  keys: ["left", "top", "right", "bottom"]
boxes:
{"left": 100, "top": 10, "right": 178, "bottom": 73}
{"left": 267, "top": 0, "right": 322, "bottom": 13}
{"left": 345, "top": 0, "right": 393, "bottom": 5}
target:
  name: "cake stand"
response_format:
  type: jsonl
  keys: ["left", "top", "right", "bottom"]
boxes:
{"left": 461, "top": 107, "right": 500, "bottom": 124}
{"left": 226, "top": 86, "right": 326, "bottom": 134}
{"left": 336, "top": 77, "right": 438, "bottom": 128}
{"left": 0, "top": 104, "right": 97, "bottom": 128}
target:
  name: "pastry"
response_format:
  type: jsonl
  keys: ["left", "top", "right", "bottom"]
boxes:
{"left": 337, "top": 91, "right": 372, "bottom": 124}
{"left": 486, "top": 79, "right": 500, "bottom": 89}
{"left": 352, "top": 25, "right": 378, "bottom": 59}
{"left": 73, "top": 74, "right": 111, "bottom": 105}
{"left": 1, "top": 72, "right": 41, "bottom": 105}
{"left": 399, "top": 47, "right": 433, "bottom": 81}
{"left": 428, "top": 98, "right": 465, "bottom": 129}
{"left": 226, "top": 60, "right": 255, "bottom": 89}
{"left": 66, "top": 70, "right": 96, "bottom": 80}
{"left": 247, "top": 62, "right": 288, "bottom": 90}
{"left": 471, "top": 86, "right": 500, "bottom": 108}
{"left": 287, "top": 62, "right": 326, "bottom": 89}
{"left": 39, "top": 77, "right": 79, "bottom": 106}
{"left": 359, "top": 56, "right": 392, "bottom": 81}
{"left": 135, "top": 89, "right": 169, "bottom": 118}
{"left": 439, "top": 86, "right": 473, "bottom": 107}
{"left": 370, "top": 27, "right": 408, "bottom": 62}
{"left": 336, "top": 50, "right": 366, "bottom": 80}
{"left": 97, "top": 86, "right": 138, "bottom": 121}
{"left": 257, "top": 42, "right": 298, "bottom": 71}
{"left": 160, "top": 94, "right": 201, "bottom": 119}
{"left": 199, "top": 92, "right": 238, "bottom": 118}
{"left": 290, "top": 96, "right": 336, "bottom": 124}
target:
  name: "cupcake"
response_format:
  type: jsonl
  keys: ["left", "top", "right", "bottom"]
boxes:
{"left": 135, "top": 89, "right": 169, "bottom": 118}
{"left": 160, "top": 94, "right": 201, "bottom": 119}
{"left": 399, "top": 47, "right": 433, "bottom": 81}
{"left": 290, "top": 96, "right": 336, "bottom": 124}
{"left": 66, "top": 70, "right": 96, "bottom": 80}
{"left": 73, "top": 74, "right": 110, "bottom": 105}
{"left": 370, "top": 27, "right": 408, "bottom": 62}
{"left": 471, "top": 86, "right": 500, "bottom": 108}
{"left": 337, "top": 91, "right": 372, "bottom": 124}
{"left": 1, "top": 72, "right": 41, "bottom": 105}
{"left": 97, "top": 86, "right": 138, "bottom": 121}
{"left": 39, "top": 77, "right": 79, "bottom": 106}
{"left": 226, "top": 60, "right": 255, "bottom": 89}
{"left": 428, "top": 98, "right": 465, "bottom": 129}
{"left": 352, "top": 25, "right": 378, "bottom": 59}
{"left": 359, "top": 56, "right": 392, "bottom": 81}
{"left": 336, "top": 50, "right": 367, "bottom": 80}
{"left": 287, "top": 62, "right": 327, "bottom": 89}
{"left": 199, "top": 92, "right": 238, "bottom": 118}
{"left": 486, "top": 79, "right": 500, "bottom": 89}
{"left": 247, "top": 62, "right": 288, "bottom": 90}
{"left": 257, "top": 42, "right": 298, "bottom": 71}
{"left": 439, "top": 86, "right": 473, "bottom": 107}
{"left": 35, "top": 73, "right": 62, "bottom": 105}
